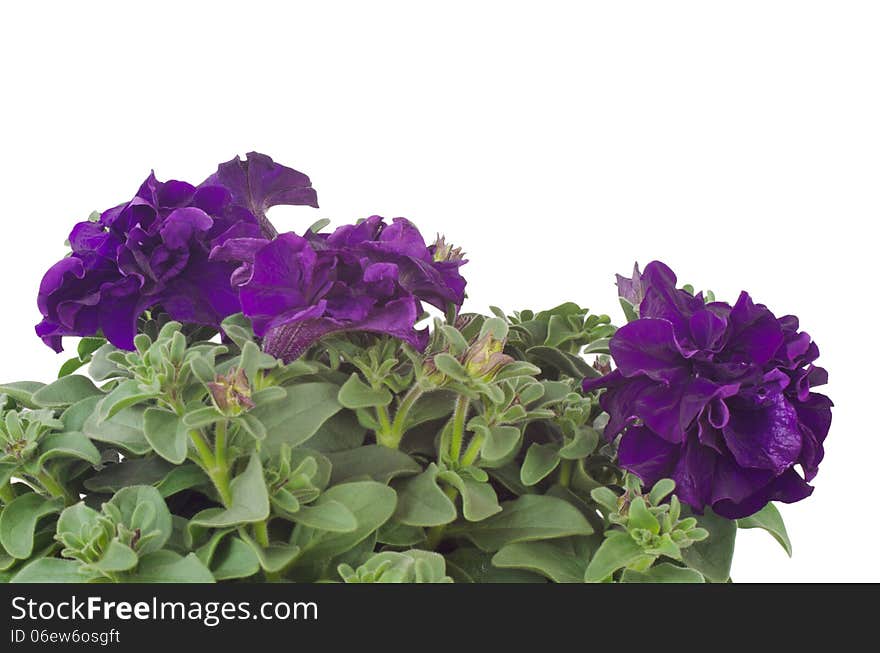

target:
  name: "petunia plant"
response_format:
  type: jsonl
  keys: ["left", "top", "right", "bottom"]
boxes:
{"left": 0, "top": 153, "right": 831, "bottom": 583}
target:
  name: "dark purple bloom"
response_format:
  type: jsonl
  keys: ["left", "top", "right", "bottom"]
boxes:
{"left": 36, "top": 154, "right": 317, "bottom": 352}
{"left": 211, "top": 216, "right": 467, "bottom": 362}
{"left": 199, "top": 152, "right": 317, "bottom": 239}
{"left": 583, "top": 261, "right": 832, "bottom": 519}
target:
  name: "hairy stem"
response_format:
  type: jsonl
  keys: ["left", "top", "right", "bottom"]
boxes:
{"left": 558, "top": 459, "right": 573, "bottom": 488}
{"left": 34, "top": 469, "right": 70, "bottom": 503}
{"left": 425, "top": 485, "right": 459, "bottom": 550}
{"left": 448, "top": 395, "right": 471, "bottom": 462}
{"left": 254, "top": 520, "right": 270, "bottom": 548}
{"left": 386, "top": 386, "right": 425, "bottom": 449}
{"left": 189, "top": 428, "right": 233, "bottom": 508}
{"left": 375, "top": 405, "right": 394, "bottom": 447}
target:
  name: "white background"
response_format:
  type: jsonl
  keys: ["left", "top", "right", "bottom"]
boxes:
{"left": 1, "top": 1, "right": 876, "bottom": 581}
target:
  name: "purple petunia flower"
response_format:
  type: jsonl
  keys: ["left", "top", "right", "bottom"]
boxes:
{"left": 583, "top": 261, "right": 832, "bottom": 519}
{"left": 36, "top": 153, "right": 317, "bottom": 351}
{"left": 211, "top": 216, "right": 467, "bottom": 362}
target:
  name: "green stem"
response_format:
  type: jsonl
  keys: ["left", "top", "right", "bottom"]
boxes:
{"left": 35, "top": 469, "right": 70, "bottom": 503}
{"left": 189, "top": 428, "right": 215, "bottom": 467}
{"left": 386, "top": 386, "right": 424, "bottom": 448}
{"left": 375, "top": 405, "right": 394, "bottom": 446}
{"left": 558, "top": 459, "right": 574, "bottom": 488}
{"left": 0, "top": 481, "right": 15, "bottom": 504}
{"left": 459, "top": 432, "right": 485, "bottom": 467}
{"left": 425, "top": 485, "right": 459, "bottom": 550}
{"left": 214, "top": 420, "right": 228, "bottom": 470}
{"left": 448, "top": 395, "right": 470, "bottom": 462}
{"left": 254, "top": 520, "right": 270, "bottom": 548}
{"left": 189, "top": 428, "right": 233, "bottom": 508}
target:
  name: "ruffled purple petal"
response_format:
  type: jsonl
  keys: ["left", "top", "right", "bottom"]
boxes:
{"left": 199, "top": 152, "right": 318, "bottom": 238}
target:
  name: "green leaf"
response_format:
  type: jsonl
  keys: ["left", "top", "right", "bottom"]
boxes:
{"left": 737, "top": 502, "right": 792, "bottom": 557}
{"left": 32, "top": 375, "right": 101, "bottom": 408}
{"left": 492, "top": 539, "right": 589, "bottom": 583}
{"left": 238, "top": 533, "right": 301, "bottom": 573}
{"left": 88, "top": 343, "right": 126, "bottom": 381}
{"left": 480, "top": 425, "right": 521, "bottom": 464}
{"left": 520, "top": 443, "right": 560, "bottom": 486}
{"left": 401, "top": 390, "right": 456, "bottom": 430}
{"left": 294, "top": 500, "right": 358, "bottom": 533}
{"left": 208, "top": 536, "right": 261, "bottom": 581}
{"left": 60, "top": 395, "right": 101, "bottom": 432}
{"left": 220, "top": 313, "right": 256, "bottom": 349}
{"left": 558, "top": 426, "right": 599, "bottom": 460}
{"left": 0, "top": 381, "right": 45, "bottom": 408}
{"left": 143, "top": 407, "right": 189, "bottom": 464}
{"left": 0, "top": 462, "right": 16, "bottom": 488}
{"left": 156, "top": 465, "right": 209, "bottom": 498}
{"left": 58, "top": 357, "right": 87, "bottom": 378}
{"left": 584, "top": 530, "right": 645, "bottom": 582}
{"left": 526, "top": 346, "right": 596, "bottom": 378}
{"left": 459, "top": 495, "right": 594, "bottom": 552}
{"left": 96, "top": 379, "right": 155, "bottom": 421}
{"left": 291, "top": 481, "right": 396, "bottom": 566}
{"left": 680, "top": 508, "right": 737, "bottom": 582}
{"left": 0, "top": 494, "right": 63, "bottom": 559}
{"left": 327, "top": 445, "right": 421, "bottom": 485}
{"left": 107, "top": 486, "right": 173, "bottom": 555}
{"left": 77, "top": 336, "right": 107, "bottom": 360}
{"left": 621, "top": 563, "right": 705, "bottom": 583}
{"left": 338, "top": 373, "right": 393, "bottom": 409}
{"left": 438, "top": 471, "right": 501, "bottom": 522}
{"left": 648, "top": 478, "right": 676, "bottom": 505}
{"left": 493, "top": 361, "right": 542, "bottom": 381}
{"left": 83, "top": 406, "right": 151, "bottom": 455}
{"left": 94, "top": 540, "right": 139, "bottom": 574}
{"left": 37, "top": 431, "right": 101, "bottom": 466}
{"left": 306, "top": 410, "right": 366, "bottom": 453}
{"left": 182, "top": 406, "right": 225, "bottom": 429}
{"left": 377, "top": 521, "right": 426, "bottom": 547}
{"left": 393, "top": 463, "right": 457, "bottom": 527}
{"left": 235, "top": 412, "right": 267, "bottom": 441}
{"left": 628, "top": 497, "right": 660, "bottom": 534}
{"left": 84, "top": 457, "right": 174, "bottom": 494}
{"left": 130, "top": 551, "right": 214, "bottom": 583}
{"left": 191, "top": 454, "right": 270, "bottom": 527}
{"left": 11, "top": 558, "right": 95, "bottom": 583}
{"left": 253, "top": 382, "right": 342, "bottom": 453}
{"left": 445, "top": 547, "right": 546, "bottom": 583}
{"left": 433, "top": 354, "right": 470, "bottom": 382}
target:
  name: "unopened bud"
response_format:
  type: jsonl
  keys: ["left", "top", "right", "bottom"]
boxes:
{"left": 207, "top": 368, "right": 255, "bottom": 415}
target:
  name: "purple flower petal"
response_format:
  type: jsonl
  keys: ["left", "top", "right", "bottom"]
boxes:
{"left": 199, "top": 152, "right": 318, "bottom": 239}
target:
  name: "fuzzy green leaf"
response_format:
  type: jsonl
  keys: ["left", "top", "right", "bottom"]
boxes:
{"left": 459, "top": 495, "right": 594, "bottom": 552}
{"left": 393, "top": 463, "right": 457, "bottom": 527}
{"left": 492, "top": 539, "right": 589, "bottom": 583}
{"left": 520, "top": 443, "right": 560, "bottom": 486}
{"left": 338, "top": 374, "right": 393, "bottom": 409}
{"left": 32, "top": 375, "right": 100, "bottom": 408}
{"left": 0, "top": 494, "right": 64, "bottom": 559}
{"left": 253, "top": 382, "right": 342, "bottom": 453}
{"left": 143, "top": 407, "right": 189, "bottom": 464}
{"left": 621, "top": 563, "right": 705, "bottom": 583}
{"left": 190, "top": 454, "right": 270, "bottom": 527}
{"left": 327, "top": 445, "right": 421, "bottom": 485}
{"left": 584, "top": 530, "right": 645, "bottom": 582}
{"left": 737, "top": 502, "right": 792, "bottom": 557}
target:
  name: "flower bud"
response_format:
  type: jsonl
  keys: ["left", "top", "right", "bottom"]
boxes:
{"left": 432, "top": 235, "right": 465, "bottom": 262}
{"left": 462, "top": 332, "right": 514, "bottom": 381}
{"left": 207, "top": 368, "right": 255, "bottom": 415}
